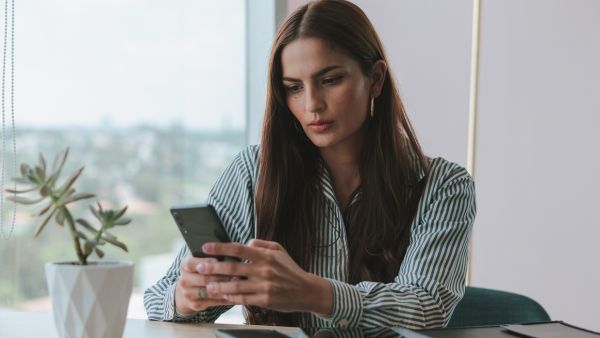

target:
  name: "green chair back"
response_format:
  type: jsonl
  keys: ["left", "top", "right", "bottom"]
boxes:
{"left": 447, "top": 286, "right": 550, "bottom": 328}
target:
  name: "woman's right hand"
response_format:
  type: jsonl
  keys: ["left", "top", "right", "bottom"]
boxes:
{"left": 175, "top": 256, "right": 234, "bottom": 314}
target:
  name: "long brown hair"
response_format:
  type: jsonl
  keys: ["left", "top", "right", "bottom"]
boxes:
{"left": 250, "top": 0, "right": 429, "bottom": 326}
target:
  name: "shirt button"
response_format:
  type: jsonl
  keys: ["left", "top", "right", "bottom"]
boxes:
{"left": 339, "top": 319, "right": 349, "bottom": 329}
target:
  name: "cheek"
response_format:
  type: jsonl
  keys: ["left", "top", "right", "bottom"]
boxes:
{"left": 286, "top": 95, "right": 304, "bottom": 121}
{"left": 330, "top": 84, "right": 368, "bottom": 119}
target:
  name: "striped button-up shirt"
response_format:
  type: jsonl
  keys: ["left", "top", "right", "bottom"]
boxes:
{"left": 144, "top": 145, "right": 476, "bottom": 329}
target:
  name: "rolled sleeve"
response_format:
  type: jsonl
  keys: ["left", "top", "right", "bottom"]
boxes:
{"left": 163, "top": 283, "right": 177, "bottom": 321}
{"left": 319, "top": 278, "right": 363, "bottom": 328}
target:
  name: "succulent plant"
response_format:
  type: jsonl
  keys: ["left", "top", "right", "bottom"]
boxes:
{"left": 5, "top": 148, "right": 131, "bottom": 265}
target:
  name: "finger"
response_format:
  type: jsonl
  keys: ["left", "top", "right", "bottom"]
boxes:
{"left": 202, "top": 242, "right": 266, "bottom": 262}
{"left": 196, "top": 261, "right": 255, "bottom": 277}
{"left": 188, "top": 299, "right": 237, "bottom": 312}
{"left": 181, "top": 256, "right": 218, "bottom": 273}
{"left": 181, "top": 284, "right": 224, "bottom": 301}
{"left": 248, "top": 239, "right": 284, "bottom": 251}
{"left": 206, "top": 279, "right": 265, "bottom": 296}
{"left": 222, "top": 293, "right": 267, "bottom": 307}
{"left": 178, "top": 273, "right": 230, "bottom": 289}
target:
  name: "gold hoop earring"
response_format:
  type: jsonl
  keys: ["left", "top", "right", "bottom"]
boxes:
{"left": 370, "top": 97, "right": 375, "bottom": 118}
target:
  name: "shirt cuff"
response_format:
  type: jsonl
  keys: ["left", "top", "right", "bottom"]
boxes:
{"left": 318, "top": 278, "right": 363, "bottom": 329}
{"left": 164, "top": 283, "right": 198, "bottom": 321}
{"left": 163, "top": 283, "right": 177, "bottom": 321}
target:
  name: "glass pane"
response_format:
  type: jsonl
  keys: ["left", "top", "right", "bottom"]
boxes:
{"left": 0, "top": 0, "right": 246, "bottom": 322}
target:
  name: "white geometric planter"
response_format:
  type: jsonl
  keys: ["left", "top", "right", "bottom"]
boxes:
{"left": 45, "top": 261, "right": 134, "bottom": 338}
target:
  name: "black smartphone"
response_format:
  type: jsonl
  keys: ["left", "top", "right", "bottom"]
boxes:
{"left": 170, "top": 203, "right": 239, "bottom": 261}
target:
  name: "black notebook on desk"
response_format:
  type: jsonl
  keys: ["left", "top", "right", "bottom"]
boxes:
{"left": 392, "top": 321, "right": 600, "bottom": 338}
{"left": 216, "top": 329, "right": 296, "bottom": 338}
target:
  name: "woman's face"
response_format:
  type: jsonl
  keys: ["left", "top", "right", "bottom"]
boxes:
{"left": 281, "top": 37, "right": 373, "bottom": 151}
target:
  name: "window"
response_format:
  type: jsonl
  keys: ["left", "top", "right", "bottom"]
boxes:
{"left": 0, "top": 0, "right": 247, "bottom": 322}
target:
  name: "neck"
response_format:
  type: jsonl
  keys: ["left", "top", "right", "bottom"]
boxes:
{"left": 320, "top": 146, "right": 360, "bottom": 177}
{"left": 319, "top": 132, "right": 364, "bottom": 207}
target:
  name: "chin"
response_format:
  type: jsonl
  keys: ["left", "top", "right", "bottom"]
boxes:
{"left": 307, "top": 135, "right": 339, "bottom": 149}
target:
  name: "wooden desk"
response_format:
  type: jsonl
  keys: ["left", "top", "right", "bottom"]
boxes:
{"left": 0, "top": 311, "right": 305, "bottom": 338}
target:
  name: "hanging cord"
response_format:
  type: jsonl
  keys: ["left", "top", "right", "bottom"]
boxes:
{"left": 1, "top": 0, "right": 16, "bottom": 240}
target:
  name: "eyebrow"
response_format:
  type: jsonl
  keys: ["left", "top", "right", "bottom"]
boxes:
{"left": 282, "top": 65, "right": 343, "bottom": 82}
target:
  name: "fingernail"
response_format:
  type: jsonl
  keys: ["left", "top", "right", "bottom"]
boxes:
{"left": 206, "top": 283, "right": 216, "bottom": 291}
{"left": 202, "top": 243, "right": 214, "bottom": 253}
{"left": 196, "top": 263, "right": 206, "bottom": 273}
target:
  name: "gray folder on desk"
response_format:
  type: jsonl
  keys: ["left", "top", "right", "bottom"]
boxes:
{"left": 392, "top": 321, "right": 600, "bottom": 338}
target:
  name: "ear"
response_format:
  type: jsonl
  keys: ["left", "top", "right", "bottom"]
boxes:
{"left": 369, "top": 60, "right": 387, "bottom": 98}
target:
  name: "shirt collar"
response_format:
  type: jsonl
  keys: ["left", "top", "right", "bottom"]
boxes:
{"left": 316, "top": 153, "right": 427, "bottom": 207}
{"left": 316, "top": 158, "right": 362, "bottom": 209}
{"left": 316, "top": 158, "right": 338, "bottom": 205}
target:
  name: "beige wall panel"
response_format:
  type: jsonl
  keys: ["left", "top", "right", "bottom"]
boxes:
{"left": 472, "top": 0, "right": 600, "bottom": 330}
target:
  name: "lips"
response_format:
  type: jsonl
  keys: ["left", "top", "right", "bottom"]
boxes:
{"left": 308, "top": 120, "right": 334, "bottom": 132}
{"left": 309, "top": 120, "right": 334, "bottom": 126}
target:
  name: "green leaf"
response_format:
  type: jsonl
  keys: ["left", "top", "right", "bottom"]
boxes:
{"left": 34, "top": 166, "right": 46, "bottom": 183}
{"left": 102, "top": 230, "right": 117, "bottom": 240}
{"left": 34, "top": 208, "right": 57, "bottom": 237}
{"left": 5, "top": 185, "right": 37, "bottom": 194}
{"left": 6, "top": 195, "right": 45, "bottom": 205}
{"left": 56, "top": 188, "right": 75, "bottom": 206}
{"left": 63, "top": 193, "right": 95, "bottom": 206}
{"left": 113, "top": 205, "right": 128, "bottom": 220}
{"left": 76, "top": 218, "right": 99, "bottom": 234}
{"left": 38, "top": 153, "right": 47, "bottom": 173}
{"left": 76, "top": 230, "right": 89, "bottom": 241}
{"left": 11, "top": 177, "right": 33, "bottom": 185}
{"left": 102, "top": 236, "right": 128, "bottom": 252}
{"left": 94, "top": 248, "right": 105, "bottom": 258}
{"left": 89, "top": 204, "right": 101, "bottom": 220}
{"left": 32, "top": 201, "right": 54, "bottom": 217}
{"left": 112, "top": 217, "right": 132, "bottom": 226}
{"left": 26, "top": 172, "right": 40, "bottom": 185}
{"left": 49, "top": 148, "right": 69, "bottom": 186}
{"left": 105, "top": 210, "right": 115, "bottom": 220}
{"left": 55, "top": 167, "right": 84, "bottom": 195}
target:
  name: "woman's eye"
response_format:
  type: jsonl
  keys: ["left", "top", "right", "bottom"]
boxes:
{"left": 322, "top": 76, "right": 342, "bottom": 85}
{"left": 285, "top": 84, "right": 302, "bottom": 94}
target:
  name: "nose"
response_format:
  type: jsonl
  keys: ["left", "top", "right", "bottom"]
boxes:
{"left": 304, "top": 85, "right": 325, "bottom": 115}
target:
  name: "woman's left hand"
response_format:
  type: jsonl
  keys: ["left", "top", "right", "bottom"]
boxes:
{"left": 198, "top": 239, "right": 332, "bottom": 315}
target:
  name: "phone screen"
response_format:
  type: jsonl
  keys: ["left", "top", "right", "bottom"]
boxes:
{"left": 170, "top": 204, "right": 237, "bottom": 261}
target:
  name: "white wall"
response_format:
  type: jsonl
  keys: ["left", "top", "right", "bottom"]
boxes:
{"left": 471, "top": 0, "right": 600, "bottom": 330}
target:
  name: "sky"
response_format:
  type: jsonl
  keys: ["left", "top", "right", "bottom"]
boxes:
{"left": 13, "top": 0, "right": 246, "bottom": 130}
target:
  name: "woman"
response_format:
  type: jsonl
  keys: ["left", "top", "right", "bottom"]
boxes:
{"left": 144, "top": 0, "right": 475, "bottom": 330}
